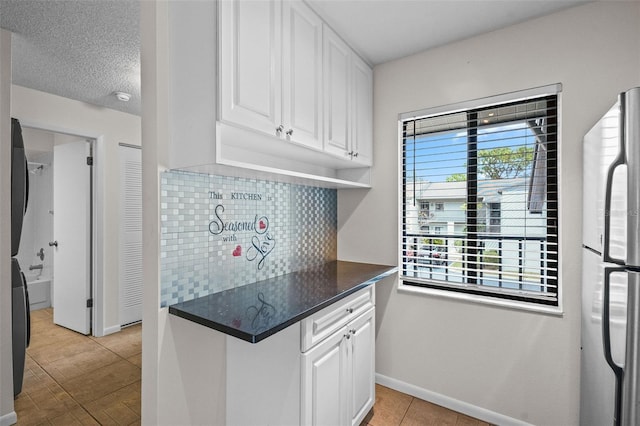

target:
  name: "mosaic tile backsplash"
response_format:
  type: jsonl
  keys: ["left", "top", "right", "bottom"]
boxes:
{"left": 160, "top": 171, "right": 337, "bottom": 307}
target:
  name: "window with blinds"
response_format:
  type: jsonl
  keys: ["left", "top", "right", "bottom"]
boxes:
{"left": 400, "top": 88, "right": 559, "bottom": 306}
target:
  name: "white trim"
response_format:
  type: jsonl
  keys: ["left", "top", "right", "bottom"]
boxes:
{"left": 375, "top": 373, "right": 533, "bottom": 426}
{"left": 398, "top": 83, "right": 562, "bottom": 121}
{"left": 16, "top": 119, "right": 101, "bottom": 140}
{"left": 20, "top": 122, "right": 105, "bottom": 337}
{"left": 0, "top": 411, "right": 17, "bottom": 426}
{"left": 93, "top": 136, "right": 105, "bottom": 337}
{"left": 101, "top": 324, "right": 122, "bottom": 336}
{"left": 398, "top": 280, "right": 563, "bottom": 316}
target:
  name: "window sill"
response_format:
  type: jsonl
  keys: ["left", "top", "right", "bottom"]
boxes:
{"left": 398, "top": 279, "right": 564, "bottom": 316}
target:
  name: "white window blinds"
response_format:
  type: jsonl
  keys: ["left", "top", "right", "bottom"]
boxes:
{"left": 400, "top": 90, "right": 559, "bottom": 305}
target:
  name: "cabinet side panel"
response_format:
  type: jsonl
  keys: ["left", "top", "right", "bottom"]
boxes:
{"left": 168, "top": 0, "right": 217, "bottom": 169}
{"left": 227, "top": 324, "right": 301, "bottom": 425}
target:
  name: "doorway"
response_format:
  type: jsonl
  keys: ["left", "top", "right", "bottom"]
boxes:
{"left": 20, "top": 126, "right": 96, "bottom": 336}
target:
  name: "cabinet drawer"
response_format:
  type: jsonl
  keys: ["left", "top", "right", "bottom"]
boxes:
{"left": 301, "top": 285, "right": 374, "bottom": 352}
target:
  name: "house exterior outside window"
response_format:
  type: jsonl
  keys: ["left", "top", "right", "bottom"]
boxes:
{"left": 400, "top": 85, "right": 559, "bottom": 306}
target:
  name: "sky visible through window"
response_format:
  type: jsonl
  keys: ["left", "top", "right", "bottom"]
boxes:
{"left": 406, "top": 122, "right": 535, "bottom": 184}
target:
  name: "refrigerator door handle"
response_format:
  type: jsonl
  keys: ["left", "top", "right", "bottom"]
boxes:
{"left": 603, "top": 94, "right": 626, "bottom": 266}
{"left": 603, "top": 266, "right": 626, "bottom": 426}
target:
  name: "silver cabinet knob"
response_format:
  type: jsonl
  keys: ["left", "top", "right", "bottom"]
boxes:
{"left": 276, "top": 125, "right": 284, "bottom": 135}
{"left": 49, "top": 241, "right": 58, "bottom": 247}
{"left": 286, "top": 128, "right": 293, "bottom": 136}
{"left": 353, "top": 152, "right": 359, "bottom": 158}
{"left": 346, "top": 308, "right": 353, "bottom": 314}
{"left": 344, "top": 333, "right": 351, "bottom": 340}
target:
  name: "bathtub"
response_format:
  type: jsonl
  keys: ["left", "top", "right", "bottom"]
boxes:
{"left": 26, "top": 276, "right": 52, "bottom": 311}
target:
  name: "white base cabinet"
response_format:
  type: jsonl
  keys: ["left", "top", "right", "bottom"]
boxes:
{"left": 224, "top": 285, "right": 376, "bottom": 426}
{"left": 302, "top": 307, "right": 375, "bottom": 426}
{"left": 301, "top": 286, "right": 376, "bottom": 426}
{"left": 349, "top": 308, "right": 376, "bottom": 425}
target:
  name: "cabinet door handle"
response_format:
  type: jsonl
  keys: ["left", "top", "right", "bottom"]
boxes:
{"left": 344, "top": 333, "right": 351, "bottom": 340}
{"left": 346, "top": 308, "right": 353, "bottom": 314}
{"left": 353, "top": 152, "right": 359, "bottom": 158}
{"left": 350, "top": 329, "right": 356, "bottom": 335}
{"left": 346, "top": 151, "right": 353, "bottom": 158}
{"left": 276, "top": 125, "right": 284, "bottom": 135}
{"left": 286, "top": 128, "right": 293, "bottom": 136}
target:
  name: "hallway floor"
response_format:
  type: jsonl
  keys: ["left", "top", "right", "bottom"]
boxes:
{"left": 15, "top": 308, "right": 141, "bottom": 425}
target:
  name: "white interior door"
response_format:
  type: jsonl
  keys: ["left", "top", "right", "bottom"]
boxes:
{"left": 53, "top": 140, "right": 91, "bottom": 334}
{"left": 119, "top": 145, "right": 142, "bottom": 325}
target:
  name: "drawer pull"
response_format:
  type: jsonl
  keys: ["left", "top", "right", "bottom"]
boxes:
{"left": 346, "top": 308, "right": 353, "bottom": 314}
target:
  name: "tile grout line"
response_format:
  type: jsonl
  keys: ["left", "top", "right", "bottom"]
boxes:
{"left": 398, "top": 396, "right": 415, "bottom": 426}
{"left": 25, "top": 313, "right": 142, "bottom": 425}
{"left": 26, "top": 352, "right": 104, "bottom": 425}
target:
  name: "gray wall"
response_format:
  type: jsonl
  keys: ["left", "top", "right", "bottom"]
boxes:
{"left": 338, "top": 2, "right": 640, "bottom": 424}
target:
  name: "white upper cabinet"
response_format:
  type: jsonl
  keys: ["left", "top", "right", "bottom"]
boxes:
{"left": 323, "top": 25, "right": 352, "bottom": 159}
{"left": 220, "top": 0, "right": 323, "bottom": 149}
{"left": 219, "top": 0, "right": 282, "bottom": 136}
{"left": 351, "top": 55, "right": 373, "bottom": 166}
{"left": 211, "top": 0, "right": 374, "bottom": 187}
{"left": 282, "top": 0, "right": 323, "bottom": 149}
{"left": 323, "top": 25, "right": 373, "bottom": 166}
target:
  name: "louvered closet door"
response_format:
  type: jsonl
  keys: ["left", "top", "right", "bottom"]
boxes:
{"left": 119, "top": 145, "right": 142, "bottom": 326}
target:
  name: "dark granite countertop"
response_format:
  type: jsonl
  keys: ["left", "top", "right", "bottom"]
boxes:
{"left": 168, "top": 261, "right": 397, "bottom": 343}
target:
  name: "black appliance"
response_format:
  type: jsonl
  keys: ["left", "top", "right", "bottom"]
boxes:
{"left": 11, "top": 117, "right": 30, "bottom": 397}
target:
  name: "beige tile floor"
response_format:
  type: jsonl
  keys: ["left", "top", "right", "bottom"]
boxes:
{"left": 15, "top": 308, "right": 141, "bottom": 425}
{"left": 17, "top": 308, "right": 488, "bottom": 426}
{"left": 362, "top": 385, "right": 492, "bottom": 426}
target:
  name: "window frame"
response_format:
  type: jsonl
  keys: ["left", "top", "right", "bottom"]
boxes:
{"left": 397, "top": 84, "right": 562, "bottom": 313}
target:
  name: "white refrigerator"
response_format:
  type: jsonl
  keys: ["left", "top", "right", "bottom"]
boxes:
{"left": 581, "top": 87, "right": 640, "bottom": 426}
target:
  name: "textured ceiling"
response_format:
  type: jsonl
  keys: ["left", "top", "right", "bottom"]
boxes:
{"left": 0, "top": 0, "right": 140, "bottom": 116}
{"left": 0, "top": 0, "right": 592, "bottom": 117}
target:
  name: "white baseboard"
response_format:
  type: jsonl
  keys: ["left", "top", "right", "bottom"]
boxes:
{"left": 97, "top": 324, "right": 121, "bottom": 337}
{"left": 375, "top": 373, "right": 532, "bottom": 426}
{"left": 0, "top": 411, "right": 17, "bottom": 426}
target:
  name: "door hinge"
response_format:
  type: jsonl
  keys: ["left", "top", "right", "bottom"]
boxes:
{"left": 86, "top": 156, "right": 94, "bottom": 166}
{"left": 86, "top": 298, "right": 93, "bottom": 308}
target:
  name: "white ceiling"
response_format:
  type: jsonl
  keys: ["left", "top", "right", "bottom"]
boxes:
{"left": 0, "top": 0, "right": 591, "bottom": 117}
{"left": 307, "top": 0, "right": 591, "bottom": 65}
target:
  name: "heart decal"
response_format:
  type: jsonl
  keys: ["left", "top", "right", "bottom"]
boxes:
{"left": 232, "top": 245, "right": 242, "bottom": 257}
{"left": 259, "top": 220, "right": 266, "bottom": 230}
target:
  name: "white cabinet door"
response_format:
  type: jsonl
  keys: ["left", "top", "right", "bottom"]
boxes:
{"left": 323, "top": 25, "right": 351, "bottom": 159}
{"left": 351, "top": 55, "right": 373, "bottom": 166}
{"left": 219, "top": 0, "right": 282, "bottom": 136}
{"left": 349, "top": 308, "right": 375, "bottom": 426}
{"left": 302, "top": 325, "right": 349, "bottom": 426}
{"left": 282, "top": 0, "right": 323, "bottom": 150}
